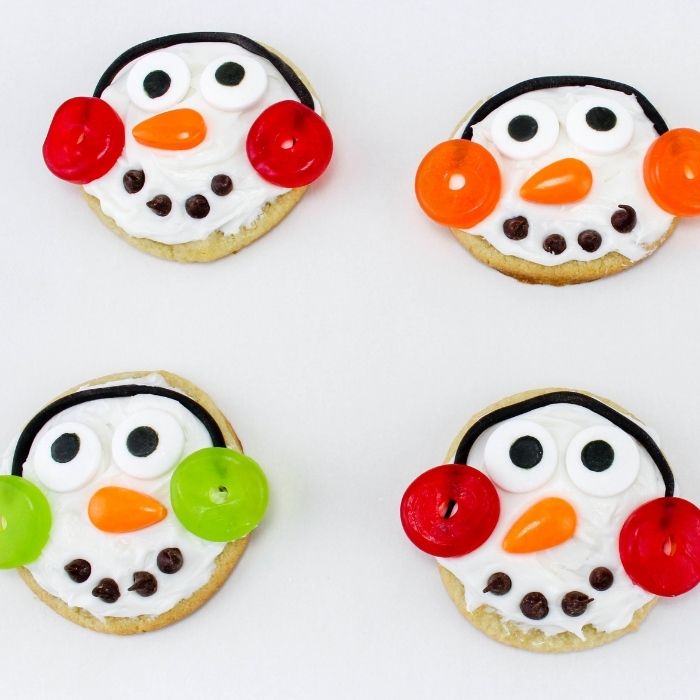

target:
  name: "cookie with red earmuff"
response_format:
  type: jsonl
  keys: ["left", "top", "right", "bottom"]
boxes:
{"left": 400, "top": 389, "right": 700, "bottom": 652}
{"left": 43, "top": 32, "right": 333, "bottom": 262}
{"left": 415, "top": 76, "right": 700, "bottom": 285}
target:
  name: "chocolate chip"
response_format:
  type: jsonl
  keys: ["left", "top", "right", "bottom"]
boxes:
{"left": 543, "top": 234, "right": 566, "bottom": 255}
{"left": 128, "top": 571, "right": 158, "bottom": 597}
{"left": 51, "top": 433, "right": 80, "bottom": 463}
{"left": 589, "top": 567, "right": 614, "bottom": 591}
{"left": 64, "top": 558, "right": 91, "bottom": 583}
{"left": 92, "top": 578, "right": 120, "bottom": 603}
{"left": 185, "top": 194, "right": 210, "bottom": 219}
{"left": 126, "top": 426, "right": 159, "bottom": 457}
{"left": 123, "top": 169, "right": 145, "bottom": 194}
{"left": 157, "top": 547, "right": 184, "bottom": 574}
{"left": 578, "top": 229, "right": 602, "bottom": 253}
{"left": 483, "top": 572, "right": 512, "bottom": 595}
{"left": 503, "top": 216, "right": 529, "bottom": 240}
{"left": 147, "top": 194, "right": 172, "bottom": 217}
{"left": 520, "top": 592, "right": 548, "bottom": 620}
{"left": 562, "top": 591, "right": 594, "bottom": 617}
{"left": 611, "top": 204, "right": 637, "bottom": 233}
{"left": 211, "top": 174, "right": 234, "bottom": 196}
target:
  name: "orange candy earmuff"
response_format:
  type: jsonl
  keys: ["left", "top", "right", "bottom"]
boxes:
{"left": 644, "top": 128, "right": 700, "bottom": 216}
{"left": 415, "top": 140, "right": 501, "bottom": 228}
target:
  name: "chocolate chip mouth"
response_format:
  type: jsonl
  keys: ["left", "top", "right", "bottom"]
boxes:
{"left": 64, "top": 547, "right": 184, "bottom": 602}
{"left": 500, "top": 206, "right": 639, "bottom": 257}
{"left": 122, "top": 168, "right": 235, "bottom": 220}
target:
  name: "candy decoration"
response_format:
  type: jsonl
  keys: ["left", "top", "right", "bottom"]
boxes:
{"left": 88, "top": 486, "right": 167, "bottom": 533}
{"left": 400, "top": 465, "right": 500, "bottom": 557}
{"left": 644, "top": 128, "right": 700, "bottom": 216}
{"left": 0, "top": 476, "right": 51, "bottom": 568}
{"left": 502, "top": 497, "right": 577, "bottom": 553}
{"left": 131, "top": 108, "right": 207, "bottom": 150}
{"left": 415, "top": 140, "right": 501, "bottom": 228}
{"left": 170, "top": 447, "right": 268, "bottom": 542}
{"left": 520, "top": 158, "right": 593, "bottom": 204}
{"left": 619, "top": 496, "right": 700, "bottom": 597}
{"left": 246, "top": 100, "right": 333, "bottom": 187}
{"left": 43, "top": 97, "right": 125, "bottom": 184}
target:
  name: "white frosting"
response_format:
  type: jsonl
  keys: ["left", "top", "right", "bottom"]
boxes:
{"left": 453, "top": 85, "right": 675, "bottom": 265}
{"left": 438, "top": 403, "right": 666, "bottom": 638}
{"left": 1, "top": 374, "right": 230, "bottom": 619}
{"left": 84, "top": 42, "right": 319, "bottom": 244}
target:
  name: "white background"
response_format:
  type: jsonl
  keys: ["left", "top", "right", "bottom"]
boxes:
{"left": 1, "top": 1, "right": 699, "bottom": 698}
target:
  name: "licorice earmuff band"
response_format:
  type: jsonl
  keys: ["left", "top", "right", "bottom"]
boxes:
{"left": 460, "top": 76, "right": 668, "bottom": 140}
{"left": 453, "top": 391, "right": 674, "bottom": 497}
{"left": 11, "top": 384, "right": 226, "bottom": 477}
{"left": 93, "top": 31, "right": 315, "bottom": 110}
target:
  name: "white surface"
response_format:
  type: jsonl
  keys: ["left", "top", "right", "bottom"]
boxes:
{"left": 1, "top": 1, "right": 699, "bottom": 698}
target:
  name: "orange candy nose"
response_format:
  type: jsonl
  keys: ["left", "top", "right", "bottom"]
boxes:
{"left": 88, "top": 486, "right": 167, "bottom": 533}
{"left": 644, "top": 128, "right": 700, "bottom": 216}
{"left": 415, "top": 140, "right": 501, "bottom": 228}
{"left": 132, "top": 108, "right": 206, "bottom": 150}
{"left": 520, "top": 158, "right": 593, "bottom": 204}
{"left": 502, "top": 497, "right": 577, "bottom": 553}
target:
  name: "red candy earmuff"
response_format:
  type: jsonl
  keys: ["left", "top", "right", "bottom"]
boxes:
{"left": 619, "top": 496, "right": 700, "bottom": 597}
{"left": 400, "top": 464, "right": 500, "bottom": 557}
{"left": 43, "top": 97, "right": 125, "bottom": 184}
{"left": 246, "top": 100, "right": 333, "bottom": 188}
{"left": 644, "top": 128, "right": 700, "bottom": 216}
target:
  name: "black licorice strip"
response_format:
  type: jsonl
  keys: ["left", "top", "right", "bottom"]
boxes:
{"left": 453, "top": 391, "right": 675, "bottom": 497}
{"left": 460, "top": 76, "right": 668, "bottom": 140}
{"left": 11, "top": 384, "right": 226, "bottom": 477}
{"left": 93, "top": 31, "right": 315, "bottom": 110}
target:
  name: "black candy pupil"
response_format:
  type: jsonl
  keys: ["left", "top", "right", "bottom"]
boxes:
{"left": 586, "top": 107, "right": 617, "bottom": 132}
{"left": 581, "top": 440, "right": 615, "bottom": 472}
{"left": 126, "top": 426, "right": 159, "bottom": 457}
{"left": 509, "top": 436, "right": 543, "bottom": 469}
{"left": 508, "top": 114, "right": 538, "bottom": 142}
{"left": 51, "top": 433, "right": 80, "bottom": 463}
{"left": 215, "top": 62, "right": 245, "bottom": 86}
{"left": 143, "top": 70, "right": 171, "bottom": 99}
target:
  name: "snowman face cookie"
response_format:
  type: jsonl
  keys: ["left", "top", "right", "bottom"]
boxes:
{"left": 43, "top": 32, "right": 333, "bottom": 262}
{"left": 0, "top": 372, "right": 268, "bottom": 633}
{"left": 415, "top": 76, "right": 700, "bottom": 284}
{"left": 400, "top": 390, "right": 700, "bottom": 651}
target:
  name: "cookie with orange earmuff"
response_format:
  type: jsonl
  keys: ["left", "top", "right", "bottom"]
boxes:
{"left": 415, "top": 76, "right": 700, "bottom": 285}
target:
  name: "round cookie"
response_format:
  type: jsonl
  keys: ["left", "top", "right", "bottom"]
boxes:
{"left": 43, "top": 33, "right": 333, "bottom": 262}
{"left": 415, "top": 76, "right": 700, "bottom": 285}
{"left": 400, "top": 388, "right": 700, "bottom": 652}
{"left": 0, "top": 371, "right": 268, "bottom": 634}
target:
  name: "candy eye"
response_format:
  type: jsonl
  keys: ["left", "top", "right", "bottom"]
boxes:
{"left": 491, "top": 99, "right": 559, "bottom": 159}
{"left": 484, "top": 420, "right": 557, "bottom": 492}
{"left": 200, "top": 55, "right": 268, "bottom": 111}
{"left": 566, "top": 98, "right": 634, "bottom": 154}
{"left": 126, "top": 52, "right": 190, "bottom": 112}
{"left": 566, "top": 426, "right": 640, "bottom": 496}
{"left": 112, "top": 410, "right": 184, "bottom": 479}
{"left": 34, "top": 422, "right": 102, "bottom": 492}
